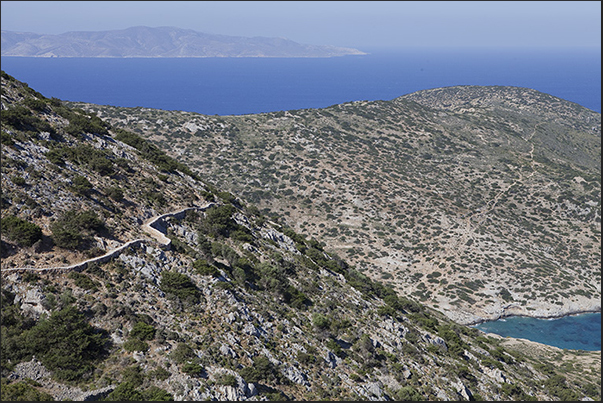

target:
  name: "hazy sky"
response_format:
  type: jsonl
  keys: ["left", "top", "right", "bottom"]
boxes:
{"left": 1, "top": 1, "right": 601, "bottom": 49}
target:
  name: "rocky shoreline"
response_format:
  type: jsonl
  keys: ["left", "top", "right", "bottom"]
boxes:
{"left": 441, "top": 298, "right": 601, "bottom": 327}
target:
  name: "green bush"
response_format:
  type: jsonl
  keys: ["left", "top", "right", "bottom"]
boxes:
{"left": 181, "top": 362, "right": 204, "bottom": 377}
{"left": 71, "top": 175, "right": 93, "bottom": 196}
{"left": 1, "top": 215, "right": 43, "bottom": 247}
{"left": 395, "top": 386, "right": 423, "bottom": 401}
{"left": 10, "top": 175, "right": 26, "bottom": 186}
{"left": 0, "top": 379, "right": 54, "bottom": 401}
{"left": 159, "top": 271, "right": 201, "bottom": 304}
{"left": 216, "top": 373, "right": 238, "bottom": 387}
{"left": 284, "top": 285, "right": 311, "bottom": 309}
{"left": 123, "top": 338, "right": 149, "bottom": 352}
{"left": 142, "top": 386, "right": 173, "bottom": 401}
{"left": 544, "top": 374, "right": 580, "bottom": 401}
{"left": 149, "top": 367, "right": 171, "bottom": 381}
{"left": 500, "top": 382, "right": 537, "bottom": 401}
{"left": 121, "top": 365, "right": 144, "bottom": 387}
{"left": 104, "top": 382, "right": 143, "bottom": 401}
{"left": 193, "top": 260, "right": 220, "bottom": 277}
{"left": 64, "top": 111, "right": 109, "bottom": 137}
{"left": 437, "top": 325, "right": 468, "bottom": 358}
{"left": 1, "top": 130, "right": 15, "bottom": 146}
{"left": 1, "top": 105, "right": 55, "bottom": 135}
{"left": 169, "top": 342, "right": 197, "bottom": 365}
{"left": 23, "top": 305, "right": 108, "bottom": 381}
{"left": 106, "top": 186, "right": 124, "bottom": 201}
{"left": 113, "top": 128, "right": 198, "bottom": 179}
{"left": 312, "top": 313, "right": 331, "bottom": 330}
{"left": 68, "top": 272, "right": 99, "bottom": 291}
{"left": 199, "top": 204, "right": 237, "bottom": 238}
{"left": 50, "top": 209, "right": 104, "bottom": 250}
{"left": 239, "top": 355, "right": 281, "bottom": 384}
{"left": 129, "top": 322, "right": 156, "bottom": 341}
{"left": 23, "top": 98, "right": 48, "bottom": 112}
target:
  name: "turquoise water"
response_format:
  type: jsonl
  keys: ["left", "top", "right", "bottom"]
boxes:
{"left": 474, "top": 312, "right": 601, "bottom": 351}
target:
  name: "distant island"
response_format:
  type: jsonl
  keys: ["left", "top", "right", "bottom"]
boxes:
{"left": 0, "top": 26, "right": 367, "bottom": 58}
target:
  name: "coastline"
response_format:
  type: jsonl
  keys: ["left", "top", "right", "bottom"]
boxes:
{"left": 468, "top": 308, "right": 602, "bottom": 327}
{"left": 441, "top": 298, "right": 602, "bottom": 327}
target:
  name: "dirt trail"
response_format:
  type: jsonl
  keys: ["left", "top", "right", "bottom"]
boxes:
{"left": 1, "top": 203, "right": 214, "bottom": 274}
{"left": 430, "top": 122, "right": 543, "bottom": 258}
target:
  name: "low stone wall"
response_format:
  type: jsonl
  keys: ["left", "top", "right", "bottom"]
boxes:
{"left": 1, "top": 203, "right": 215, "bottom": 275}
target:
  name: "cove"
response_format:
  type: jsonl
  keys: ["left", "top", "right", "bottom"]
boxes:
{"left": 473, "top": 312, "right": 601, "bottom": 351}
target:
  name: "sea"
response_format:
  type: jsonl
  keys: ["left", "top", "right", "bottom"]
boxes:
{"left": 474, "top": 313, "right": 601, "bottom": 351}
{"left": 0, "top": 47, "right": 600, "bottom": 115}
{"left": 1, "top": 47, "right": 601, "bottom": 349}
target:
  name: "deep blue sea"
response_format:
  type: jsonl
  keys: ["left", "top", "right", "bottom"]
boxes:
{"left": 1, "top": 48, "right": 601, "bottom": 349}
{"left": 1, "top": 47, "right": 600, "bottom": 115}
{"left": 474, "top": 313, "right": 601, "bottom": 351}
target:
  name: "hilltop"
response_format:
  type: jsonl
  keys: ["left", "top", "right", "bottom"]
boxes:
{"left": 75, "top": 85, "right": 602, "bottom": 326}
{"left": 1, "top": 26, "right": 366, "bottom": 58}
{"left": 1, "top": 73, "right": 600, "bottom": 401}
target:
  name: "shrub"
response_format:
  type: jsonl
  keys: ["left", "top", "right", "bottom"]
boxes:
{"left": 239, "top": 355, "right": 281, "bottom": 384}
{"left": 50, "top": 209, "right": 104, "bottom": 250}
{"left": 123, "top": 338, "right": 149, "bottom": 352}
{"left": 64, "top": 111, "right": 108, "bottom": 137}
{"left": 142, "top": 386, "right": 173, "bottom": 401}
{"left": 169, "top": 342, "right": 197, "bottom": 365}
{"left": 193, "top": 260, "right": 220, "bottom": 277}
{"left": 22, "top": 305, "right": 108, "bottom": 381}
{"left": 1, "top": 215, "right": 43, "bottom": 247}
{"left": 216, "top": 373, "right": 238, "bottom": 387}
{"left": 395, "top": 386, "right": 423, "bottom": 401}
{"left": 1, "top": 131, "right": 14, "bottom": 146}
{"left": 121, "top": 365, "right": 144, "bottom": 387}
{"left": 150, "top": 367, "right": 171, "bottom": 381}
{"left": 67, "top": 272, "right": 98, "bottom": 292}
{"left": 296, "top": 351, "right": 316, "bottom": 365}
{"left": 129, "top": 321, "right": 156, "bottom": 341}
{"left": 284, "top": 286, "right": 311, "bottom": 309}
{"left": 23, "top": 98, "right": 48, "bottom": 112}
{"left": 181, "top": 362, "right": 204, "bottom": 377}
{"left": 104, "top": 382, "right": 143, "bottom": 401}
{"left": 10, "top": 175, "right": 26, "bottom": 186}
{"left": 70, "top": 175, "right": 93, "bottom": 196}
{"left": 437, "top": 325, "right": 467, "bottom": 358}
{"left": 312, "top": 313, "right": 331, "bottom": 330}
{"left": 113, "top": 128, "right": 198, "bottom": 179}
{"left": 106, "top": 186, "right": 124, "bottom": 201}
{"left": 199, "top": 204, "right": 237, "bottom": 238}
{"left": 0, "top": 379, "right": 54, "bottom": 401}
{"left": 1, "top": 105, "right": 54, "bottom": 135}
{"left": 159, "top": 271, "right": 201, "bottom": 304}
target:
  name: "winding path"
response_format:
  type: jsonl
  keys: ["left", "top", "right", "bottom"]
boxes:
{"left": 0, "top": 203, "right": 215, "bottom": 274}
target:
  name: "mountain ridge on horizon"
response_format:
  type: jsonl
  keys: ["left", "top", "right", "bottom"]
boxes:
{"left": 0, "top": 26, "right": 367, "bottom": 58}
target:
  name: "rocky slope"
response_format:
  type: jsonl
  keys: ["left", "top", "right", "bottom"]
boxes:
{"left": 73, "top": 85, "right": 602, "bottom": 326}
{"left": 1, "top": 26, "right": 366, "bottom": 58}
{"left": 2, "top": 73, "right": 601, "bottom": 401}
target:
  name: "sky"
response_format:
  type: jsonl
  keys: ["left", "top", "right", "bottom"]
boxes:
{"left": 1, "top": 1, "right": 601, "bottom": 50}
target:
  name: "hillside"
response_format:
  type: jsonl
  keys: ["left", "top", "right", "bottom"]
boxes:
{"left": 74, "top": 85, "right": 602, "bottom": 326}
{"left": 1, "top": 73, "right": 601, "bottom": 401}
{"left": 1, "top": 26, "right": 366, "bottom": 58}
